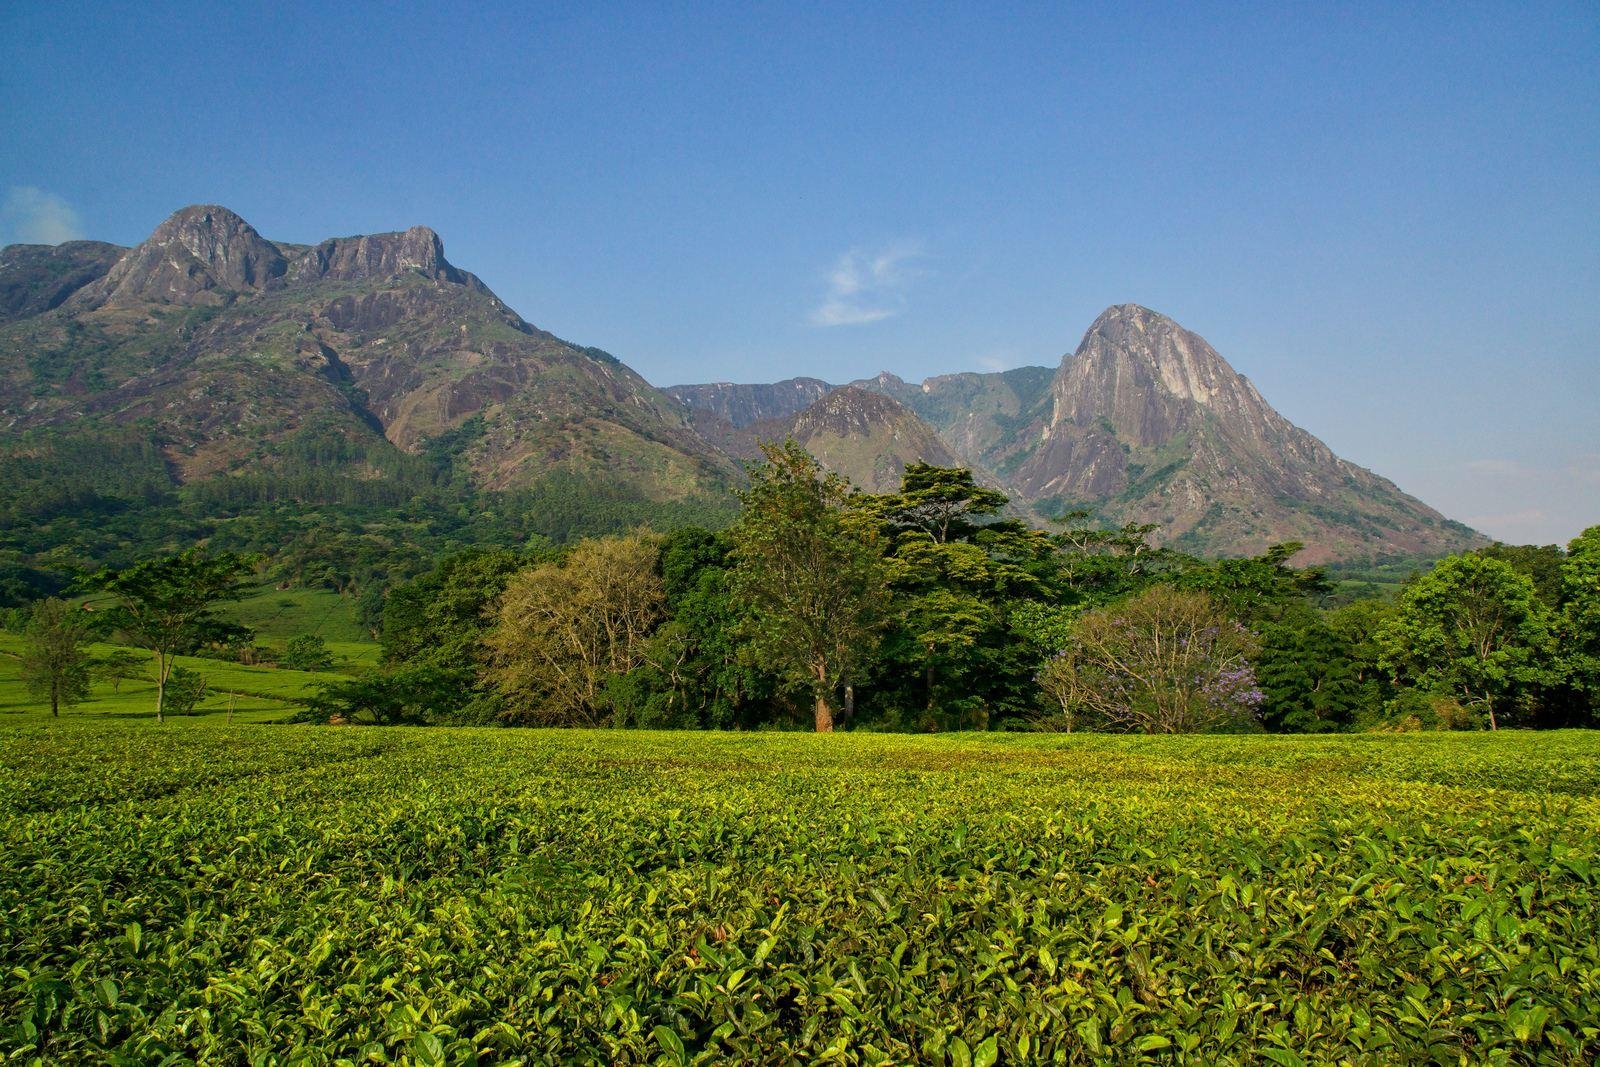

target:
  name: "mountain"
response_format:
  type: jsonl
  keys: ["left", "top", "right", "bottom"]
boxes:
{"left": 785, "top": 386, "right": 965, "bottom": 493}
{"left": 0, "top": 205, "right": 737, "bottom": 500}
{"left": 986, "top": 304, "right": 1480, "bottom": 560}
{"left": 663, "top": 376, "right": 833, "bottom": 428}
{"left": 680, "top": 305, "right": 1482, "bottom": 561}
{"left": 666, "top": 379, "right": 966, "bottom": 493}
{"left": 851, "top": 366, "right": 1056, "bottom": 466}
{"left": 0, "top": 240, "right": 124, "bottom": 324}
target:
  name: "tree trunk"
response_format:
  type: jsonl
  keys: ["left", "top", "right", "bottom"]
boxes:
{"left": 50, "top": 688, "right": 59, "bottom": 717}
{"left": 155, "top": 651, "right": 167, "bottom": 724}
{"left": 814, "top": 692, "right": 834, "bottom": 733}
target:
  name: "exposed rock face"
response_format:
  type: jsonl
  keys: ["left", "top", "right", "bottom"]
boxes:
{"left": 0, "top": 241, "right": 125, "bottom": 324}
{"left": 288, "top": 226, "right": 477, "bottom": 287}
{"left": 0, "top": 205, "right": 737, "bottom": 499}
{"left": 976, "top": 304, "right": 1481, "bottom": 559}
{"left": 664, "top": 376, "right": 832, "bottom": 428}
{"left": 786, "top": 386, "right": 965, "bottom": 493}
{"left": 74, "top": 205, "right": 288, "bottom": 307}
{"left": 679, "top": 305, "right": 1482, "bottom": 560}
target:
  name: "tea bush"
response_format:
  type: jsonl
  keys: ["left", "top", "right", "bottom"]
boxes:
{"left": 2, "top": 724, "right": 1596, "bottom": 1063}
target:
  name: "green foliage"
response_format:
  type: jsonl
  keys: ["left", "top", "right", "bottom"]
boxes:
{"left": 1377, "top": 555, "right": 1555, "bottom": 730}
{"left": 280, "top": 635, "right": 334, "bottom": 672}
{"left": 161, "top": 666, "right": 207, "bottom": 716}
{"left": 1558, "top": 526, "right": 1600, "bottom": 723}
{"left": 91, "top": 549, "right": 257, "bottom": 722}
{"left": 1254, "top": 617, "right": 1366, "bottom": 732}
{"left": 729, "top": 441, "right": 892, "bottom": 731}
{"left": 18, "top": 597, "right": 93, "bottom": 716}
{"left": 2, "top": 724, "right": 1598, "bottom": 1062}
{"left": 304, "top": 666, "right": 469, "bottom": 726}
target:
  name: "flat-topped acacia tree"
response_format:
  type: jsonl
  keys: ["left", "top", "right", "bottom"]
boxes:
{"left": 92, "top": 549, "right": 255, "bottom": 722}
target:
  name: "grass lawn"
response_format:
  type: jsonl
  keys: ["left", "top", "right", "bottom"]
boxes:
{"left": 0, "top": 632, "right": 344, "bottom": 723}
{"left": 1, "top": 723, "right": 1596, "bottom": 1063}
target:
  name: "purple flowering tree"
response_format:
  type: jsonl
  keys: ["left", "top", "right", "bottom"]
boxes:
{"left": 1038, "top": 586, "right": 1263, "bottom": 733}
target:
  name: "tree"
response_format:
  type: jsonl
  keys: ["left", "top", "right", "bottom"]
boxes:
{"left": 281, "top": 634, "right": 334, "bottom": 671}
{"left": 487, "top": 533, "right": 666, "bottom": 726}
{"left": 1177, "top": 543, "right": 1332, "bottom": 626}
{"left": 92, "top": 549, "right": 255, "bottom": 722}
{"left": 163, "top": 666, "right": 208, "bottom": 716}
{"left": 1558, "top": 525, "right": 1600, "bottom": 719}
{"left": 853, "top": 468, "right": 1052, "bottom": 730}
{"left": 378, "top": 547, "right": 531, "bottom": 722}
{"left": 95, "top": 648, "right": 148, "bottom": 694}
{"left": 1038, "top": 586, "right": 1262, "bottom": 733}
{"left": 1376, "top": 554, "right": 1553, "bottom": 730}
{"left": 728, "top": 440, "right": 891, "bottom": 731}
{"left": 880, "top": 463, "right": 1009, "bottom": 544}
{"left": 19, "top": 597, "right": 93, "bottom": 716}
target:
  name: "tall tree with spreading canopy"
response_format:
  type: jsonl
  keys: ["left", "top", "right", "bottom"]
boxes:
{"left": 1376, "top": 554, "right": 1553, "bottom": 730}
{"left": 487, "top": 533, "right": 666, "bottom": 726}
{"left": 19, "top": 597, "right": 94, "bottom": 716}
{"left": 728, "top": 440, "right": 891, "bottom": 731}
{"left": 1038, "top": 585, "right": 1263, "bottom": 733}
{"left": 91, "top": 549, "right": 255, "bottom": 722}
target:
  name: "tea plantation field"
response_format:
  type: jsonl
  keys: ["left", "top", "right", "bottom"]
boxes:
{"left": 2, "top": 724, "right": 1597, "bottom": 1064}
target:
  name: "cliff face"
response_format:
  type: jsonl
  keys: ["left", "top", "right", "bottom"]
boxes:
{"left": 676, "top": 305, "right": 1482, "bottom": 560}
{"left": 986, "top": 305, "right": 1479, "bottom": 559}
{"left": 0, "top": 205, "right": 737, "bottom": 499}
{"left": 664, "top": 377, "right": 833, "bottom": 427}
{"left": 786, "top": 386, "right": 964, "bottom": 493}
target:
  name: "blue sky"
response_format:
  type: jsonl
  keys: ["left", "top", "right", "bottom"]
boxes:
{"left": 3, "top": 2, "right": 1596, "bottom": 543}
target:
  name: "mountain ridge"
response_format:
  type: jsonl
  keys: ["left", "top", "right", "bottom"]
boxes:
{"left": 672, "top": 304, "right": 1481, "bottom": 561}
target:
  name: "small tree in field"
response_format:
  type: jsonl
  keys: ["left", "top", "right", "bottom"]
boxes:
{"left": 1039, "top": 585, "right": 1262, "bottom": 733}
{"left": 92, "top": 549, "right": 254, "bottom": 723}
{"left": 282, "top": 634, "right": 334, "bottom": 671}
{"left": 20, "top": 598, "right": 93, "bottom": 716}
{"left": 96, "top": 648, "right": 148, "bottom": 693}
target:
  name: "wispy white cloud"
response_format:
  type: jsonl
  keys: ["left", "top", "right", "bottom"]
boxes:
{"left": 2, "top": 187, "right": 85, "bottom": 245}
{"left": 809, "top": 241, "right": 927, "bottom": 327}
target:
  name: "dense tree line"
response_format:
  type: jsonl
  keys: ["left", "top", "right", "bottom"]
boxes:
{"left": 307, "top": 443, "right": 1600, "bottom": 732}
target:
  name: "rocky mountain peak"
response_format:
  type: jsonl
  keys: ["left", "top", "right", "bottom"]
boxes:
{"left": 664, "top": 376, "right": 833, "bottom": 428}
{"left": 1043, "top": 303, "right": 1276, "bottom": 450}
{"left": 288, "top": 225, "right": 472, "bottom": 286}
{"left": 77, "top": 204, "right": 287, "bottom": 307}
{"left": 792, "top": 386, "right": 906, "bottom": 437}
{"left": 788, "top": 386, "right": 965, "bottom": 492}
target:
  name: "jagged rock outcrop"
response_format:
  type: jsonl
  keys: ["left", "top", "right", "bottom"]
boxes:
{"left": 287, "top": 226, "right": 478, "bottom": 288}
{"left": 0, "top": 205, "right": 737, "bottom": 499}
{"left": 72, "top": 205, "right": 288, "bottom": 307}
{"left": 665, "top": 377, "right": 832, "bottom": 428}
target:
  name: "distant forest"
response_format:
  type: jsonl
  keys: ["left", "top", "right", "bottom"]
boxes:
{"left": 5, "top": 427, "right": 1594, "bottom": 734}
